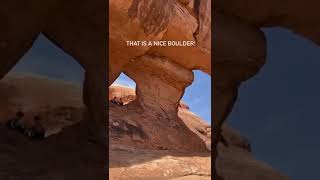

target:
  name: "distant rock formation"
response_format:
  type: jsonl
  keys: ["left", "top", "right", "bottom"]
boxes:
{"left": 0, "top": 73, "right": 85, "bottom": 137}
{"left": 0, "top": 74, "right": 104, "bottom": 180}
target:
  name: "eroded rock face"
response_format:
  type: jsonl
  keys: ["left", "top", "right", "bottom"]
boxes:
{"left": 109, "top": 96, "right": 208, "bottom": 152}
{"left": 109, "top": 82, "right": 209, "bottom": 152}
{"left": 109, "top": 0, "right": 167, "bottom": 84}
{"left": 109, "top": 0, "right": 211, "bottom": 84}
{"left": 124, "top": 55, "right": 194, "bottom": 116}
{"left": 178, "top": 105, "right": 211, "bottom": 150}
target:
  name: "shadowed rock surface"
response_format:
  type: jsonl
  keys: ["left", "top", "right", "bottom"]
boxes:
{"left": 0, "top": 120, "right": 105, "bottom": 180}
{"left": 1, "top": 0, "right": 108, "bottom": 150}
{"left": 213, "top": 1, "right": 320, "bottom": 178}
{"left": 0, "top": 73, "right": 105, "bottom": 180}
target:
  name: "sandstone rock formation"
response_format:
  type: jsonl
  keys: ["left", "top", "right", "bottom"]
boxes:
{"left": 109, "top": 0, "right": 211, "bottom": 84}
{"left": 178, "top": 103, "right": 212, "bottom": 151}
{"left": 213, "top": 1, "right": 320, "bottom": 179}
{"left": 109, "top": 1, "right": 212, "bottom": 176}
{"left": 108, "top": 0, "right": 214, "bottom": 178}
{"left": 123, "top": 55, "right": 194, "bottom": 117}
{"left": 0, "top": 73, "right": 85, "bottom": 136}
{"left": 109, "top": 83, "right": 208, "bottom": 152}
{"left": 1, "top": 0, "right": 108, "bottom": 146}
{"left": 109, "top": 84, "right": 136, "bottom": 106}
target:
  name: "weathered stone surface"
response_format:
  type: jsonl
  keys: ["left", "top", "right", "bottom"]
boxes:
{"left": 147, "top": 1, "right": 211, "bottom": 74}
{"left": 194, "top": 0, "right": 211, "bottom": 52}
{"left": 109, "top": 96, "right": 208, "bottom": 152}
{"left": 177, "top": 0, "right": 191, "bottom": 5}
{"left": 178, "top": 105, "right": 211, "bottom": 151}
{"left": 124, "top": 55, "right": 194, "bottom": 115}
{"left": 109, "top": 0, "right": 211, "bottom": 85}
{"left": 109, "top": 0, "right": 169, "bottom": 84}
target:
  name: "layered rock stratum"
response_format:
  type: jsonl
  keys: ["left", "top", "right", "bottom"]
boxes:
{"left": 0, "top": 73, "right": 288, "bottom": 179}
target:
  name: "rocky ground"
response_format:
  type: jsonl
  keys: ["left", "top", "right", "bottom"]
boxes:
{"left": 0, "top": 119, "right": 105, "bottom": 180}
{"left": 0, "top": 73, "right": 289, "bottom": 180}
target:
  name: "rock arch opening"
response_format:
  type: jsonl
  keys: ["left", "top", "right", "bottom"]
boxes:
{"left": 9, "top": 34, "right": 84, "bottom": 83}
{"left": 109, "top": 72, "right": 137, "bottom": 105}
{"left": 0, "top": 34, "right": 86, "bottom": 136}
{"left": 112, "top": 72, "right": 136, "bottom": 88}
